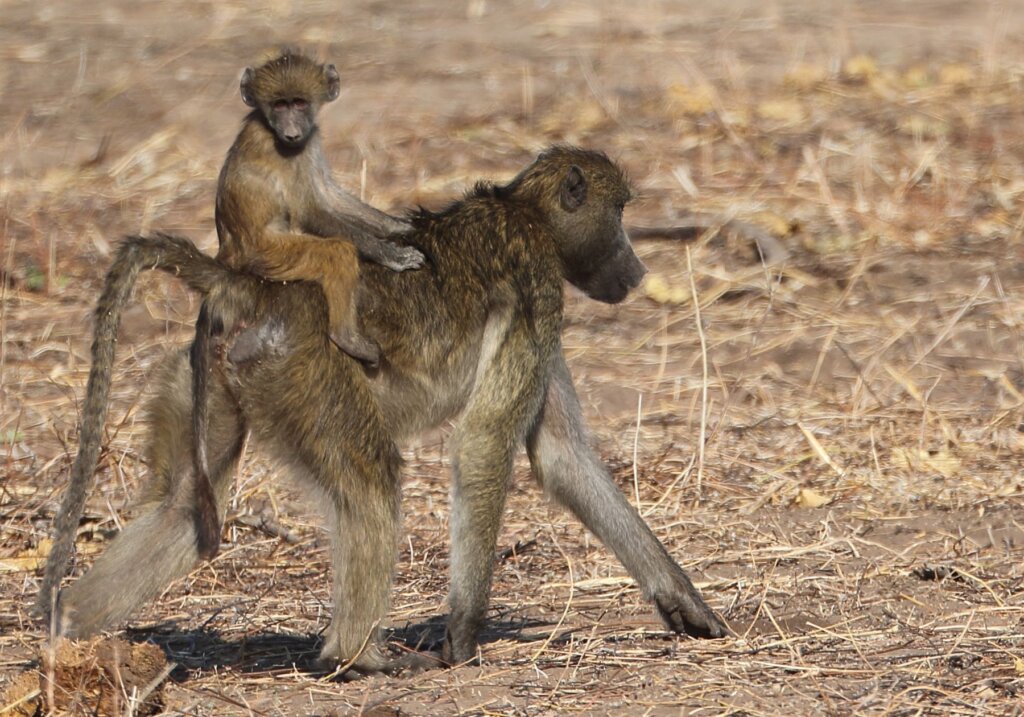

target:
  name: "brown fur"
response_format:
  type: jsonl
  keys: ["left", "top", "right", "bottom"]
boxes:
{"left": 216, "top": 48, "right": 422, "bottom": 364}
{"left": 46, "top": 147, "right": 728, "bottom": 677}
{"left": 35, "top": 235, "right": 252, "bottom": 620}
{"left": 35, "top": 50, "right": 420, "bottom": 614}
{"left": 199, "top": 49, "right": 425, "bottom": 559}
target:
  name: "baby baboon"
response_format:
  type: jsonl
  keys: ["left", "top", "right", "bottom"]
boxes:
{"left": 194, "top": 47, "right": 422, "bottom": 557}
{"left": 216, "top": 48, "right": 422, "bottom": 364}
{"left": 47, "top": 147, "right": 728, "bottom": 675}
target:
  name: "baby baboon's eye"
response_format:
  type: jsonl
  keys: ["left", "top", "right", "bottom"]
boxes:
{"left": 293, "top": 98, "right": 309, "bottom": 110}
{"left": 272, "top": 99, "right": 288, "bottom": 111}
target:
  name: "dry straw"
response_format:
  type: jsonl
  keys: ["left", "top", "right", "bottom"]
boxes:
{"left": 2, "top": 2, "right": 1024, "bottom": 714}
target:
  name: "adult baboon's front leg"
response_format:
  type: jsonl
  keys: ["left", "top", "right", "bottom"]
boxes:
{"left": 445, "top": 324, "right": 543, "bottom": 665}
{"left": 526, "top": 350, "right": 729, "bottom": 639}
{"left": 445, "top": 432, "right": 514, "bottom": 664}
{"left": 56, "top": 351, "right": 245, "bottom": 637}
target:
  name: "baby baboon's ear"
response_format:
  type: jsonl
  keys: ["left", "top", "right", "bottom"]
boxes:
{"left": 559, "top": 165, "right": 587, "bottom": 212}
{"left": 240, "top": 67, "right": 257, "bottom": 107}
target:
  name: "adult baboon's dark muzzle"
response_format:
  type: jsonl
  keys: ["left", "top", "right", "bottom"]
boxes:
{"left": 579, "top": 234, "right": 648, "bottom": 305}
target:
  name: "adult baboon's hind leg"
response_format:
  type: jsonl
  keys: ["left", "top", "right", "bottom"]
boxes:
{"left": 223, "top": 309, "right": 434, "bottom": 677}
{"left": 316, "top": 468, "right": 402, "bottom": 675}
{"left": 526, "top": 351, "right": 729, "bottom": 639}
{"left": 302, "top": 415, "right": 436, "bottom": 675}
{"left": 55, "top": 350, "right": 245, "bottom": 638}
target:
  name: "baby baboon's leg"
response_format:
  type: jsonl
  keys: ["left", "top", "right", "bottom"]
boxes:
{"left": 322, "top": 273, "right": 380, "bottom": 367}
{"left": 526, "top": 351, "right": 729, "bottom": 639}
{"left": 56, "top": 351, "right": 245, "bottom": 638}
{"left": 257, "top": 237, "right": 380, "bottom": 365}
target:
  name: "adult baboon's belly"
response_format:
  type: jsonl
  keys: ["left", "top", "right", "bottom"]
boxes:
{"left": 368, "top": 341, "right": 482, "bottom": 439}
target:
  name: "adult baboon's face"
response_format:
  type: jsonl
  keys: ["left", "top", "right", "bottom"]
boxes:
{"left": 570, "top": 226, "right": 648, "bottom": 304}
{"left": 550, "top": 159, "right": 647, "bottom": 305}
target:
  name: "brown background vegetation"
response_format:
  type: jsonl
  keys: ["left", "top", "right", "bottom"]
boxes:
{"left": 2, "top": 1, "right": 1024, "bottom": 714}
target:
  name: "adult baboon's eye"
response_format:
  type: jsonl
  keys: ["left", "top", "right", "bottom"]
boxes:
{"left": 293, "top": 98, "right": 309, "bottom": 110}
{"left": 272, "top": 99, "right": 288, "bottom": 111}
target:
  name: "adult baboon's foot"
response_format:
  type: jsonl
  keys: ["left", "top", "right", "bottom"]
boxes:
{"left": 315, "top": 641, "right": 442, "bottom": 679}
{"left": 653, "top": 579, "right": 730, "bottom": 639}
{"left": 440, "top": 610, "right": 485, "bottom": 667}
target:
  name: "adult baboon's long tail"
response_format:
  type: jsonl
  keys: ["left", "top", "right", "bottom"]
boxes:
{"left": 36, "top": 233, "right": 236, "bottom": 619}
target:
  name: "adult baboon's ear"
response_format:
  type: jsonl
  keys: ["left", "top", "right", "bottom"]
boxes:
{"left": 240, "top": 67, "right": 257, "bottom": 107}
{"left": 324, "top": 64, "right": 341, "bottom": 102}
{"left": 560, "top": 165, "right": 587, "bottom": 212}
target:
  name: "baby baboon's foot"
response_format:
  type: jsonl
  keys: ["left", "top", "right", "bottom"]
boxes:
{"left": 330, "top": 328, "right": 381, "bottom": 367}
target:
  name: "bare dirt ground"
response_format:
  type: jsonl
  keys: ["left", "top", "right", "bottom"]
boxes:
{"left": 3, "top": 1, "right": 1024, "bottom": 714}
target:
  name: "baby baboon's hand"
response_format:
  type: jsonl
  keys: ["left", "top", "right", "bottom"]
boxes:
{"left": 380, "top": 242, "right": 425, "bottom": 272}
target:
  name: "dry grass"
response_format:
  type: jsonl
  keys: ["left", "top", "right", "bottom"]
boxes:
{"left": 3, "top": 1, "right": 1024, "bottom": 714}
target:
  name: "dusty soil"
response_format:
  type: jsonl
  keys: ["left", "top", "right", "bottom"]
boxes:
{"left": 1, "top": 637, "right": 170, "bottom": 716}
{"left": 3, "top": 1, "right": 1024, "bottom": 714}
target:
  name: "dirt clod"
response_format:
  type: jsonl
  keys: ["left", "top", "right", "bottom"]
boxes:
{"left": 1, "top": 638, "right": 169, "bottom": 717}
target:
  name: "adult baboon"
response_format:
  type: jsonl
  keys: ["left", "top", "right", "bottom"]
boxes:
{"left": 45, "top": 147, "right": 728, "bottom": 675}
